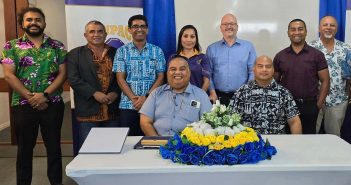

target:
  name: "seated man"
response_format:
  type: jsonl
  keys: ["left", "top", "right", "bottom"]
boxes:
{"left": 229, "top": 55, "right": 302, "bottom": 134}
{"left": 140, "top": 55, "right": 212, "bottom": 136}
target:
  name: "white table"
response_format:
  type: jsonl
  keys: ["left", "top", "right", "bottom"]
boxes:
{"left": 66, "top": 134, "right": 351, "bottom": 185}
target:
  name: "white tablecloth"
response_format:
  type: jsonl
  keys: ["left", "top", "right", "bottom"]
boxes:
{"left": 66, "top": 134, "right": 351, "bottom": 185}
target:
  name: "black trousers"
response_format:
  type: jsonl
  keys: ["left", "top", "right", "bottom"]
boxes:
{"left": 119, "top": 109, "right": 144, "bottom": 136}
{"left": 295, "top": 99, "right": 318, "bottom": 134}
{"left": 215, "top": 90, "right": 235, "bottom": 106}
{"left": 13, "top": 102, "right": 64, "bottom": 185}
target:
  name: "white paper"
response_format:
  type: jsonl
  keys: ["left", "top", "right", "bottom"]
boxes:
{"left": 79, "top": 127, "right": 129, "bottom": 154}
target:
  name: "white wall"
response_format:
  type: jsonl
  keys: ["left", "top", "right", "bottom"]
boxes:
{"left": 175, "top": 0, "right": 319, "bottom": 58}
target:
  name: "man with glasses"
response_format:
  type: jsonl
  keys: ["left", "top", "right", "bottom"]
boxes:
{"left": 206, "top": 13, "right": 257, "bottom": 106}
{"left": 113, "top": 14, "right": 166, "bottom": 136}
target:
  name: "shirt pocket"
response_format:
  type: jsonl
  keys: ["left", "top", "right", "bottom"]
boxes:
{"left": 179, "top": 104, "right": 200, "bottom": 123}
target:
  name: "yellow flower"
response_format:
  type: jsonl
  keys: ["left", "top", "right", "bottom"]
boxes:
{"left": 213, "top": 143, "right": 224, "bottom": 150}
{"left": 206, "top": 135, "right": 216, "bottom": 143}
{"left": 216, "top": 135, "right": 225, "bottom": 143}
{"left": 223, "top": 140, "right": 232, "bottom": 148}
{"left": 200, "top": 137, "right": 211, "bottom": 146}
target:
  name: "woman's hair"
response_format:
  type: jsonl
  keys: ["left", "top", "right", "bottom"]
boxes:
{"left": 176, "top": 25, "right": 201, "bottom": 54}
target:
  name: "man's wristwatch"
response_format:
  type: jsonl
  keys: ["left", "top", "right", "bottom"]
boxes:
{"left": 43, "top": 92, "right": 49, "bottom": 99}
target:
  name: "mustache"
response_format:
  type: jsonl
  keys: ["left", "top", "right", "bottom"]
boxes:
{"left": 27, "top": 25, "right": 41, "bottom": 29}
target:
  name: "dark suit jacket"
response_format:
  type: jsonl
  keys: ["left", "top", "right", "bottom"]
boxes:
{"left": 67, "top": 45, "right": 120, "bottom": 117}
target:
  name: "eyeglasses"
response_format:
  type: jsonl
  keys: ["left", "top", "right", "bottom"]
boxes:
{"left": 221, "top": 23, "right": 237, "bottom": 27}
{"left": 131, "top": 24, "right": 148, "bottom": 30}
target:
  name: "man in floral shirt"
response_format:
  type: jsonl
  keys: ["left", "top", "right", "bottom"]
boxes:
{"left": 0, "top": 7, "right": 66, "bottom": 185}
{"left": 229, "top": 56, "right": 302, "bottom": 134}
{"left": 309, "top": 16, "right": 351, "bottom": 136}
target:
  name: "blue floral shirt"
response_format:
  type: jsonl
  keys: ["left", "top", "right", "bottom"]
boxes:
{"left": 0, "top": 34, "right": 66, "bottom": 106}
{"left": 112, "top": 42, "right": 166, "bottom": 109}
{"left": 309, "top": 39, "right": 351, "bottom": 107}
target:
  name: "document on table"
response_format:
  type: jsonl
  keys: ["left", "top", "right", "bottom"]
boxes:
{"left": 79, "top": 127, "right": 129, "bottom": 154}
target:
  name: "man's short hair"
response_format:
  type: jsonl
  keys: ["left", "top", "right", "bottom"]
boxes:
{"left": 288, "top": 18, "right": 307, "bottom": 30}
{"left": 128, "top": 14, "right": 148, "bottom": 28}
{"left": 18, "top": 7, "right": 45, "bottom": 26}
{"left": 169, "top": 54, "right": 189, "bottom": 63}
{"left": 85, "top": 20, "right": 106, "bottom": 33}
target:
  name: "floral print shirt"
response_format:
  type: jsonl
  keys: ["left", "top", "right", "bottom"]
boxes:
{"left": 309, "top": 39, "right": 351, "bottom": 107}
{"left": 228, "top": 79, "right": 300, "bottom": 134}
{"left": 0, "top": 34, "right": 66, "bottom": 106}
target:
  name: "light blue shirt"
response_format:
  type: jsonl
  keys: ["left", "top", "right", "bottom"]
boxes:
{"left": 206, "top": 38, "right": 256, "bottom": 92}
{"left": 112, "top": 42, "right": 166, "bottom": 109}
{"left": 139, "top": 84, "right": 212, "bottom": 136}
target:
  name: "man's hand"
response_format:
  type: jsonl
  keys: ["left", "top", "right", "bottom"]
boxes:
{"left": 317, "top": 100, "right": 324, "bottom": 110}
{"left": 106, "top": 92, "right": 118, "bottom": 104}
{"left": 133, "top": 96, "right": 146, "bottom": 110}
{"left": 36, "top": 102, "right": 49, "bottom": 111}
{"left": 209, "top": 90, "right": 218, "bottom": 104}
{"left": 28, "top": 92, "right": 47, "bottom": 108}
{"left": 93, "top": 91, "right": 110, "bottom": 104}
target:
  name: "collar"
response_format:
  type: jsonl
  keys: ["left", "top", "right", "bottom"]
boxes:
{"left": 163, "top": 83, "right": 192, "bottom": 94}
{"left": 180, "top": 49, "right": 200, "bottom": 58}
{"left": 221, "top": 37, "right": 241, "bottom": 46}
{"left": 251, "top": 78, "right": 277, "bottom": 89}
{"left": 21, "top": 34, "right": 50, "bottom": 44}
{"left": 130, "top": 41, "right": 149, "bottom": 51}
{"left": 287, "top": 42, "right": 309, "bottom": 54}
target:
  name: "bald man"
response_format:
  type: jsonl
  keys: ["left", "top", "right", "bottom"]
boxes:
{"left": 229, "top": 56, "right": 302, "bottom": 134}
{"left": 206, "top": 13, "right": 257, "bottom": 106}
{"left": 139, "top": 55, "right": 212, "bottom": 136}
{"left": 309, "top": 16, "right": 351, "bottom": 136}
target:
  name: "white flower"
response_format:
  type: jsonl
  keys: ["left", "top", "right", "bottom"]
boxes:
{"left": 224, "top": 127, "right": 235, "bottom": 136}
{"left": 204, "top": 128, "right": 215, "bottom": 136}
{"left": 200, "top": 123, "right": 212, "bottom": 130}
{"left": 194, "top": 127, "right": 204, "bottom": 135}
{"left": 220, "top": 105, "right": 226, "bottom": 113}
{"left": 237, "top": 124, "right": 246, "bottom": 131}
{"left": 228, "top": 119, "right": 233, "bottom": 127}
{"left": 232, "top": 126, "right": 240, "bottom": 134}
{"left": 215, "top": 100, "right": 220, "bottom": 107}
{"left": 215, "top": 126, "right": 226, "bottom": 135}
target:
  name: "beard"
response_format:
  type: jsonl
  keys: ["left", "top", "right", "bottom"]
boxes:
{"left": 23, "top": 25, "right": 45, "bottom": 37}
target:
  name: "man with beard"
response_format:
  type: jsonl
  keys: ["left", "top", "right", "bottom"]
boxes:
{"left": 0, "top": 7, "right": 66, "bottom": 185}
{"left": 229, "top": 56, "right": 302, "bottom": 134}
{"left": 67, "top": 20, "right": 120, "bottom": 149}
{"left": 113, "top": 14, "right": 166, "bottom": 136}
{"left": 139, "top": 55, "right": 212, "bottom": 136}
{"left": 309, "top": 16, "right": 351, "bottom": 136}
{"left": 206, "top": 13, "right": 257, "bottom": 106}
{"left": 273, "top": 19, "right": 330, "bottom": 134}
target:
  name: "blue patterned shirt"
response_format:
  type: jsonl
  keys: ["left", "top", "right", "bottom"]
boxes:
{"left": 112, "top": 42, "right": 166, "bottom": 109}
{"left": 206, "top": 38, "right": 256, "bottom": 92}
{"left": 309, "top": 39, "right": 351, "bottom": 107}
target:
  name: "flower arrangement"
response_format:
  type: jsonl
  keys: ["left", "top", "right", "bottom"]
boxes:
{"left": 159, "top": 101, "right": 277, "bottom": 165}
